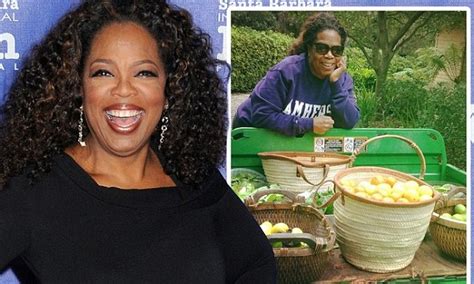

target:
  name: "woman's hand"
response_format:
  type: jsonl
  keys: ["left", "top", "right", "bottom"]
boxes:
{"left": 329, "top": 56, "right": 347, "bottom": 83}
{"left": 313, "top": 115, "right": 334, "bottom": 134}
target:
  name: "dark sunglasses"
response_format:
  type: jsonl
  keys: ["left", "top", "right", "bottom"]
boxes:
{"left": 312, "top": 42, "right": 344, "bottom": 57}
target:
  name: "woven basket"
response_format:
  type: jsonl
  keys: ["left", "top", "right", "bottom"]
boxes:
{"left": 258, "top": 151, "right": 351, "bottom": 193}
{"left": 430, "top": 186, "right": 466, "bottom": 261}
{"left": 245, "top": 189, "right": 336, "bottom": 284}
{"left": 331, "top": 135, "right": 440, "bottom": 273}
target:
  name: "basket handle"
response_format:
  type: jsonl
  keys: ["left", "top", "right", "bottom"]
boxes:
{"left": 445, "top": 186, "right": 466, "bottom": 199}
{"left": 300, "top": 180, "right": 342, "bottom": 209}
{"left": 244, "top": 189, "right": 305, "bottom": 206}
{"left": 434, "top": 186, "right": 466, "bottom": 212}
{"left": 349, "top": 134, "right": 426, "bottom": 179}
{"left": 268, "top": 233, "right": 329, "bottom": 252}
{"left": 296, "top": 164, "right": 330, "bottom": 187}
{"left": 324, "top": 230, "right": 336, "bottom": 253}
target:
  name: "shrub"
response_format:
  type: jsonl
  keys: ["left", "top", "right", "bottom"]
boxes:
{"left": 389, "top": 47, "right": 443, "bottom": 85}
{"left": 354, "top": 85, "right": 378, "bottom": 127}
{"left": 231, "top": 26, "right": 294, "bottom": 93}
{"left": 231, "top": 11, "right": 278, "bottom": 32}
{"left": 346, "top": 47, "right": 376, "bottom": 92}
{"left": 418, "top": 83, "right": 466, "bottom": 169}
{"left": 361, "top": 78, "right": 466, "bottom": 170}
{"left": 377, "top": 80, "right": 428, "bottom": 127}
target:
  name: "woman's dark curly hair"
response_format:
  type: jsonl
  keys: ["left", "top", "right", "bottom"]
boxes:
{"left": 0, "top": 0, "right": 228, "bottom": 186}
{"left": 289, "top": 12, "right": 347, "bottom": 55}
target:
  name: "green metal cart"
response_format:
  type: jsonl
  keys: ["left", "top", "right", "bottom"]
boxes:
{"left": 231, "top": 127, "right": 466, "bottom": 283}
{"left": 231, "top": 127, "right": 465, "bottom": 186}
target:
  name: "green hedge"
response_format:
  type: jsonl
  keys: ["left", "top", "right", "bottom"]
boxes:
{"left": 358, "top": 80, "right": 466, "bottom": 170}
{"left": 231, "top": 27, "right": 377, "bottom": 93}
{"left": 231, "top": 26, "right": 294, "bottom": 93}
{"left": 418, "top": 83, "right": 466, "bottom": 170}
{"left": 346, "top": 47, "right": 376, "bottom": 91}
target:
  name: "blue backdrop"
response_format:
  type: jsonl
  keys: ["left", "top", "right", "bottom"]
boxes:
{"left": 0, "top": 0, "right": 472, "bottom": 283}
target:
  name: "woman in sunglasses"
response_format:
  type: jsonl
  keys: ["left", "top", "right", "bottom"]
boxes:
{"left": 233, "top": 12, "right": 360, "bottom": 136}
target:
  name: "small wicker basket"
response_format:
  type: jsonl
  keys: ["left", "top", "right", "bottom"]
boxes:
{"left": 332, "top": 135, "right": 441, "bottom": 273}
{"left": 245, "top": 189, "right": 335, "bottom": 284}
{"left": 258, "top": 151, "right": 351, "bottom": 193}
{"left": 430, "top": 186, "right": 466, "bottom": 261}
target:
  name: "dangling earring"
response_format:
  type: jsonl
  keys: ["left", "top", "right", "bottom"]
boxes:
{"left": 159, "top": 102, "right": 169, "bottom": 149}
{"left": 78, "top": 105, "right": 86, "bottom": 147}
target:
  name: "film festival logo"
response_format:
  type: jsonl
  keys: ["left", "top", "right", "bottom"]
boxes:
{"left": 0, "top": 0, "right": 20, "bottom": 71}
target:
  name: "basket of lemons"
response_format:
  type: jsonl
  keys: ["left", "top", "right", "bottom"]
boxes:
{"left": 430, "top": 186, "right": 466, "bottom": 261}
{"left": 331, "top": 135, "right": 440, "bottom": 273}
{"left": 245, "top": 189, "right": 335, "bottom": 284}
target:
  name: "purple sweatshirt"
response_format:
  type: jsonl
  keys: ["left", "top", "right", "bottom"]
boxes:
{"left": 233, "top": 53, "right": 360, "bottom": 136}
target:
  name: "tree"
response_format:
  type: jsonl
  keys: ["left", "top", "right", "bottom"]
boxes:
{"left": 336, "top": 11, "right": 426, "bottom": 96}
{"left": 231, "top": 11, "right": 466, "bottom": 96}
{"left": 231, "top": 11, "right": 278, "bottom": 32}
{"left": 335, "top": 11, "right": 466, "bottom": 97}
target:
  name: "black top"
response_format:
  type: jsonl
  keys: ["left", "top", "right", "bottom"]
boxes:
{"left": 0, "top": 154, "right": 276, "bottom": 283}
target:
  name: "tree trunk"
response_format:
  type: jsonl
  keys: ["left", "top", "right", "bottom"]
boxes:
{"left": 373, "top": 12, "right": 392, "bottom": 97}
{"left": 458, "top": 43, "right": 466, "bottom": 83}
{"left": 374, "top": 57, "right": 391, "bottom": 97}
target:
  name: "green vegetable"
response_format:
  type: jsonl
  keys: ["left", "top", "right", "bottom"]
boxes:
{"left": 231, "top": 170, "right": 267, "bottom": 201}
{"left": 272, "top": 242, "right": 283, "bottom": 248}
{"left": 312, "top": 188, "right": 335, "bottom": 214}
{"left": 253, "top": 184, "right": 291, "bottom": 203}
{"left": 452, "top": 214, "right": 466, "bottom": 222}
{"left": 432, "top": 183, "right": 456, "bottom": 194}
{"left": 454, "top": 204, "right": 466, "bottom": 214}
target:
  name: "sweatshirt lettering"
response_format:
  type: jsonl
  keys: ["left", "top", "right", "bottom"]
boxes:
{"left": 283, "top": 99, "right": 331, "bottom": 117}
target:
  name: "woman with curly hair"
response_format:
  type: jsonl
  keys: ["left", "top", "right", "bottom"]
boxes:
{"left": 233, "top": 12, "right": 360, "bottom": 136}
{"left": 0, "top": 0, "right": 276, "bottom": 282}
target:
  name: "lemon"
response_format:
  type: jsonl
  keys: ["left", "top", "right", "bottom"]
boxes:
{"left": 371, "top": 193, "right": 383, "bottom": 201}
{"left": 419, "top": 194, "right": 432, "bottom": 202}
{"left": 403, "top": 188, "right": 420, "bottom": 202}
{"left": 340, "top": 179, "right": 351, "bottom": 186}
{"left": 377, "top": 183, "right": 391, "bottom": 191}
{"left": 260, "top": 221, "right": 273, "bottom": 236}
{"left": 440, "top": 213, "right": 452, "bottom": 219}
{"left": 343, "top": 186, "right": 355, "bottom": 194}
{"left": 370, "top": 175, "right": 385, "bottom": 185}
{"left": 392, "top": 182, "right": 405, "bottom": 192}
{"left": 390, "top": 188, "right": 404, "bottom": 201}
{"left": 377, "top": 183, "right": 392, "bottom": 197}
{"left": 271, "top": 223, "right": 290, "bottom": 234}
{"left": 349, "top": 180, "right": 358, "bottom": 187}
{"left": 358, "top": 181, "right": 371, "bottom": 191}
{"left": 355, "top": 191, "right": 368, "bottom": 199}
{"left": 365, "top": 184, "right": 378, "bottom": 195}
{"left": 404, "top": 180, "right": 419, "bottom": 191}
{"left": 291, "top": 227, "right": 303, "bottom": 234}
{"left": 355, "top": 185, "right": 365, "bottom": 193}
{"left": 397, "top": 197, "right": 409, "bottom": 203}
{"left": 385, "top": 176, "right": 397, "bottom": 187}
{"left": 418, "top": 185, "right": 433, "bottom": 197}
{"left": 382, "top": 197, "right": 395, "bottom": 203}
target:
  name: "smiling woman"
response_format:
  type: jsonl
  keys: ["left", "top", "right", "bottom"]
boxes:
{"left": 0, "top": 0, "right": 276, "bottom": 282}
{"left": 232, "top": 12, "right": 360, "bottom": 136}
{"left": 68, "top": 22, "right": 174, "bottom": 188}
